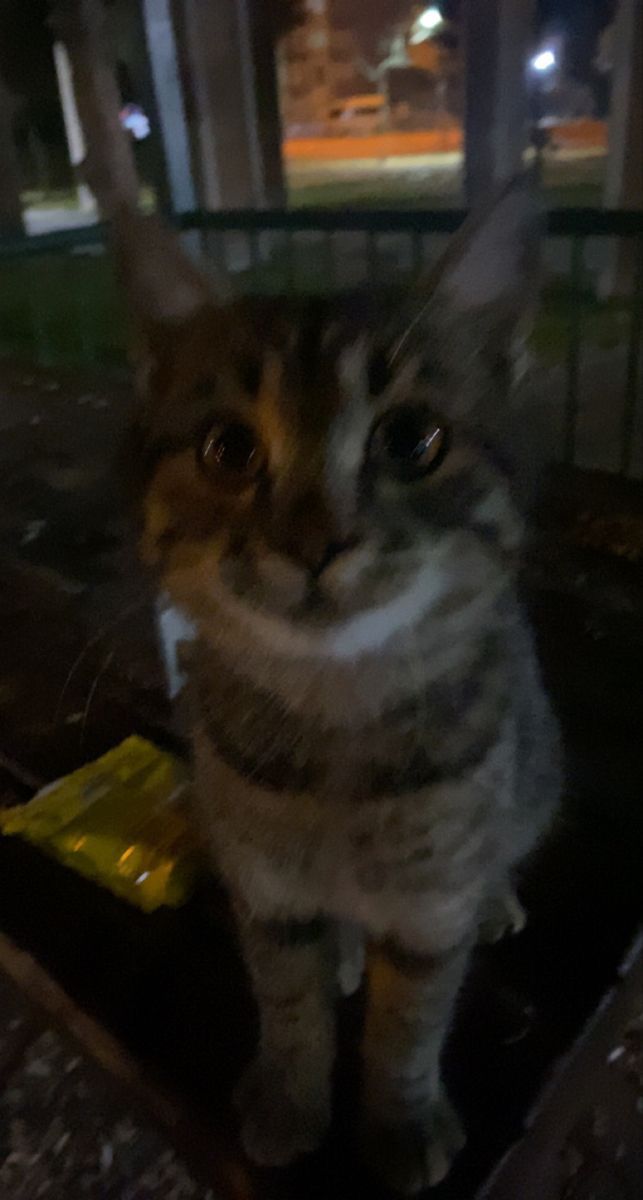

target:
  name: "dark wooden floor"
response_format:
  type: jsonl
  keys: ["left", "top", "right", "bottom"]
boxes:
{"left": 482, "top": 933, "right": 643, "bottom": 1200}
{"left": 0, "top": 935, "right": 217, "bottom": 1200}
{"left": 0, "top": 361, "right": 642, "bottom": 1198}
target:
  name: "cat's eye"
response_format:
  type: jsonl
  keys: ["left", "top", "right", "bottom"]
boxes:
{"left": 370, "top": 406, "right": 449, "bottom": 481}
{"left": 200, "top": 421, "right": 266, "bottom": 487}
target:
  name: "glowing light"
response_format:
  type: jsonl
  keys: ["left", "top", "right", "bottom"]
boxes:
{"left": 531, "top": 50, "right": 556, "bottom": 73}
{"left": 418, "top": 6, "right": 443, "bottom": 32}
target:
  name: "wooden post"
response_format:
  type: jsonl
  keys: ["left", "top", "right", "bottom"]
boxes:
{"left": 602, "top": 0, "right": 643, "bottom": 296}
{"left": 463, "top": 0, "right": 536, "bottom": 206}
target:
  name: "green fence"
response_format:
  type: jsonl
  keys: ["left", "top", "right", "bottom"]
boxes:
{"left": 1, "top": 208, "right": 642, "bottom": 475}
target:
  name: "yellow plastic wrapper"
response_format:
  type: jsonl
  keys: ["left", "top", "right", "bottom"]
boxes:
{"left": 0, "top": 736, "right": 202, "bottom": 912}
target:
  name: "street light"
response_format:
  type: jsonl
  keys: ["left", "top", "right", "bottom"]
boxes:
{"left": 528, "top": 46, "right": 558, "bottom": 175}
{"left": 418, "top": 6, "right": 444, "bottom": 34}
{"left": 410, "top": 5, "right": 445, "bottom": 45}
{"left": 530, "top": 49, "right": 556, "bottom": 74}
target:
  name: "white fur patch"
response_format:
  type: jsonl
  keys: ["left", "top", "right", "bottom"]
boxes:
{"left": 473, "top": 488, "right": 522, "bottom": 550}
{"left": 156, "top": 595, "right": 198, "bottom": 698}
{"left": 204, "top": 534, "right": 491, "bottom": 663}
{"left": 208, "top": 557, "right": 445, "bottom": 661}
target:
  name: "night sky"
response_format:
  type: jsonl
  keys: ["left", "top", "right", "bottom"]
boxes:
{"left": 332, "top": 0, "right": 617, "bottom": 77}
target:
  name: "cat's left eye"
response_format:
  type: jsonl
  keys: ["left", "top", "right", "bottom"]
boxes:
{"left": 370, "top": 406, "right": 449, "bottom": 481}
{"left": 200, "top": 421, "right": 266, "bottom": 488}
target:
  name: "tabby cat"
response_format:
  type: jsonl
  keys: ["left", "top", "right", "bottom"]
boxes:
{"left": 120, "top": 178, "right": 560, "bottom": 1195}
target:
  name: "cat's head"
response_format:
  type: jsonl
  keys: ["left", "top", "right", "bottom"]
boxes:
{"left": 119, "top": 180, "right": 540, "bottom": 654}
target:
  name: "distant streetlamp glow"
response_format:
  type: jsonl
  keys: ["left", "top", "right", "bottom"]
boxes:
{"left": 531, "top": 49, "right": 556, "bottom": 73}
{"left": 418, "top": 6, "right": 443, "bottom": 33}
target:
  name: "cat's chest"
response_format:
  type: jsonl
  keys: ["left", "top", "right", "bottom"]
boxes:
{"left": 194, "top": 637, "right": 500, "bottom": 803}
{"left": 193, "top": 633, "right": 507, "bottom": 920}
{"left": 194, "top": 718, "right": 504, "bottom": 931}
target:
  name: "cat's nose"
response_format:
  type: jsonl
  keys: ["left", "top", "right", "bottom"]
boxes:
{"left": 273, "top": 488, "right": 359, "bottom": 577}
{"left": 279, "top": 533, "right": 358, "bottom": 578}
{"left": 277, "top": 531, "right": 359, "bottom": 578}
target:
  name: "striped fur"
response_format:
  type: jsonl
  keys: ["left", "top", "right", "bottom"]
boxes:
{"left": 127, "top": 180, "right": 561, "bottom": 1194}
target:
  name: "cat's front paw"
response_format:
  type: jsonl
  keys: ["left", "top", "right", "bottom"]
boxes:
{"left": 234, "top": 1057, "right": 330, "bottom": 1167}
{"left": 359, "top": 1092, "right": 466, "bottom": 1196}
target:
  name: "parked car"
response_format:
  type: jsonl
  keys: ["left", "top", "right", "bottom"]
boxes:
{"left": 327, "top": 94, "right": 387, "bottom": 136}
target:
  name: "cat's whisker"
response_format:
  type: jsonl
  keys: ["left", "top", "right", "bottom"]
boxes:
{"left": 52, "top": 598, "right": 148, "bottom": 731}
{"left": 79, "top": 650, "right": 116, "bottom": 748}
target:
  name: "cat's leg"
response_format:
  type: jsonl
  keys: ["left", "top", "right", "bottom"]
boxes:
{"left": 234, "top": 905, "right": 336, "bottom": 1166}
{"left": 360, "top": 936, "right": 469, "bottom": 1196}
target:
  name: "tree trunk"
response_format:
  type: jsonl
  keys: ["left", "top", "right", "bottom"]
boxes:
{"left": 463, "top": 0, "right": 536, "bottom": 206}
{"left": 49, "top": 0, "right": 139, "bottom": 216}
{"left": 0, "top": 77, "right": 24, "bottom": 235}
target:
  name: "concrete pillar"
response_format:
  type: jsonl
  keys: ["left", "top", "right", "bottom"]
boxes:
{"left": 176, "top": 0, "right": 285, "bottom": 210}
{"left": 53, "top": 42, "right": 95, "bottom": 213}
{"left": 50, "top": 0, "right": 140, "bottom": 215}
{"left": 463, "top": 0, "right": 536, "bottom": 205}
{"left": 602, "top": 0, "right": 643, "bottom": 295}
{"left": 137, "top": 0, "right": 197, "bottom": 215}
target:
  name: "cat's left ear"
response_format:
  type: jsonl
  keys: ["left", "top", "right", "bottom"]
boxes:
{"left": 108, "top": 205, "right": 231, "bottom": 396}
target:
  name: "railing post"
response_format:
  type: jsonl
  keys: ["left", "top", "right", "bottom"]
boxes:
{"left": 564, "top": 236, "right": 584, "bottom": 467}
{"left": 620, "top": 237, "right": 643, "bottom": 475}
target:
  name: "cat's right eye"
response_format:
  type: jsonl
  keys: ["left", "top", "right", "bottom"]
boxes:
{"left": 200, "top": 421, "right": 266, "bottom": 489}
{"left": 369, "top": 405, "right": 449, "bottom": 482}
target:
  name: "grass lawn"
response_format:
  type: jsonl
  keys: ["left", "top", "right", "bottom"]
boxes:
{"left": 287, "top": 151, "right": 605, "bottom": 210}
{"left": 0, "top": 253, "right": 125, "bottom": 367}
{"left": 22, "top": 189, "right": 82, "bottom": 212}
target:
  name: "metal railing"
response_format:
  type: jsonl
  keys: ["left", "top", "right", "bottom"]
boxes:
{"left": 1, "top": 208, "right": 642, "bottom": 476}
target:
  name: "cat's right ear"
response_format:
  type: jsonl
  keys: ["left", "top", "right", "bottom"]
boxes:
{"left": 109, "top": 206, "right": 230, "bottom": 396}
{"left": 392, "top": 173, "right": 540, "bottom": 371}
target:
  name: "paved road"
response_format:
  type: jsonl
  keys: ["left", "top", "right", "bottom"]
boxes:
{"left": 284, "top": 120, "right": 607, "bottom": 161}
